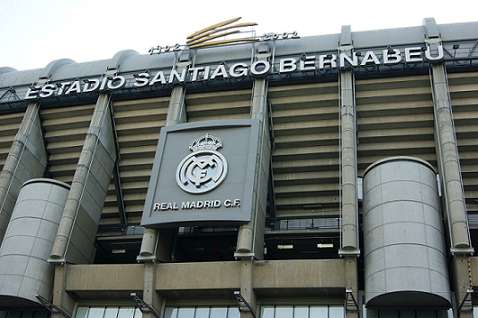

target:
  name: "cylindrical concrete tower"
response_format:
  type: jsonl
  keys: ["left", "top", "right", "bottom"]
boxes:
{"left": 0, "top": 179, "right": 70, "bottom": 308}
{"left": 363, "top": 157, "right": 451, "bottom": 308}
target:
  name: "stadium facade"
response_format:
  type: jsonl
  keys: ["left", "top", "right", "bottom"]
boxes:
{"left": 0, "top": 17, "right": 477, "bottom": 318}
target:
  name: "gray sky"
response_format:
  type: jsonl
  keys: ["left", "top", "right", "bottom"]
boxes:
{"left": 1, "top": 0, "right": 477, "bottom": 71}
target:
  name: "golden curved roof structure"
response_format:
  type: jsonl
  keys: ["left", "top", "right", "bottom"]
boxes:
{"left": 186, "top": 17, "right": 259, "bottom": 49}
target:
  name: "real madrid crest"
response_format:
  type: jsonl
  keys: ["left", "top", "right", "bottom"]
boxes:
{"left": 176, "top": 133, "right": 228, "bottom": 194}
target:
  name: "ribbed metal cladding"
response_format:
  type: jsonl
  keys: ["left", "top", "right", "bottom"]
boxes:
{"left": 447, "top": 71, "right": 478, "bottom": 216}
{"left": 268, "top": 82, "right": 340, "bottom": 218}
{"left": 185, "top": 89, "right": 252, "bottom": 122}
{"left": 101, "top": 97, "right": 169, "bottom": 227}
{"left": 0, "top": 112, "right": 23, "bottom": 169}
{"left": 356, "top": 75, "right": 437, "bottom": 175}
{"left": 41, "top": 104, "right": 96, "bottom": 183}
{"left": 0, "top": 111, "right": 23, "bottom": 241}
{"left": 363, "top": 156, "right": 451, "bottom": 308}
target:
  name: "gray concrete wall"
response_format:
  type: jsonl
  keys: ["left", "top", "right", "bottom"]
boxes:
{"left": 66, "top": 264, "right": 144, "bottom": 293}
{"left": 63, "top": 259, "right": 346, "bottom": 297}
{"left": 253, "top": 259, "right": 345, "bottom": 290}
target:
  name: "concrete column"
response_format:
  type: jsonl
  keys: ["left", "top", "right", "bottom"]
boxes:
{"left": 50, "top": 93, "right": 117, "bottom": 263}
{"left": 339, "top": 71, "right": 360, "bottom": 317}
{"left": 338, "top": 26, "right": 360, "bottom": 315}
{"left": 236, "top": 72, "right": 270, "bottom": 318}
{"left": 0, "top": 102, "right": 47, "bottom": 244}
{"left": 344, "top": 257, "right": 359, "bottom": 318}
{"left": 166, "top": 86, "right": 187, "bottom": 125}
{"left": 137, "top": 85, "right": 187, "bottom": 316}
{"left": 430, "top": 64, "right": 471, "bottom": 251}
{"left": 339, "top": 71, "right": 359, "bottom": 253}
{"left": 139, "top": 227, "right": 159, "bottom": 258}
{"left": 142, "top": 262, "right": 162, "bottom": 318}
{"left": 451, "top": 255, "right": 473, "bottom": 317}
{"left": 430, "top": 64, "right": 473, "bottom": 318}
{"left": 51, "top": 264, "right": 76, "bottom": 318}
{"left": 239, "top": 258, "right": 256, "bottom": 318}
{"left": 138, "top": 86, "right": 187, "bottom": 260}
{"left": 250, "top": 78, "right": 268, "bottom": 120}
{"left": 236, "top": 77, "right": 270, "bottom": 259}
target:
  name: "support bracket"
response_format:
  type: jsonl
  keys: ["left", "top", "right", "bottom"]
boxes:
{"left": 131, "top": 293, "right": 161, "bottom": 318}
{"left": 345, "top": 288, "right": 359, "bottom": 311}
{"left": 458, "top": 289, "right": 474, "bottom": 312}
{"left": 234, "top": 291, "right": 256, "bottom": 318}
{"left": 36, "top": 295, "right": 71, "bottom": 318}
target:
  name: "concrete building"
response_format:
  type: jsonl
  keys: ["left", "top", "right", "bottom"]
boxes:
{"left": 0, "top": 17, "right": 477, "bottom": 318}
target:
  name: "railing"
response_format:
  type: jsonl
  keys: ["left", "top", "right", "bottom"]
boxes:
{"left": 274, "top": 218, "right": 341, "bottom": 231}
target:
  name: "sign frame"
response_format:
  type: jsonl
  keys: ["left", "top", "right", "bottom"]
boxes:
{"left": 141, "top": 119, "right": 262, "bottom": 228}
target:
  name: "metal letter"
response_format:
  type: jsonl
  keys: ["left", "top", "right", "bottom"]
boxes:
{"left": 360, "top": 51, "right": 380, "bottom": 66}
{"left": 83, "top": 78, "right": 100, "bottom": 92}
{"left": 133, "top": 73, "right": 150, "bottom": 88}
{"left": 300, "top": 55, "right": 317, "bottom": 71}
{"left": 229, "top": 63, "right": 248, "bottom": 78}
{"left": 339, "top": 52, "right": 359, "bottom": 68}
{"left": 107, "top": 75, "right": 126, "bottom": 90}
{"left": 279, "top": 58, "right": 297, "bottom": 73}
{"left": 250, "top": 60, "right": 270, "bottom": 76}
{"left": 318, "top": 54, "right": 336, "bottom": 69}
{"left": 210, "top": 65, "right": 229, "bottom": 80}
{"left": 39, "top": 84, "right": 56, "bottom": 98}
{"left": 383, "top": 48, "right": 402, "bottom": 65}
{"left": 425, "top": 44, "right": 444, "bottom": 62}
{"left": 65, "top": 80, "right": 82, "bottom": 95}
{"left": 405, "top": 47, "right": 423, "bottom": 63}
{"left": 149, "top": 71, "right": 167, "bottom": 86}
{"left": 24, "top": 86, "right": 39, "bottom": 100}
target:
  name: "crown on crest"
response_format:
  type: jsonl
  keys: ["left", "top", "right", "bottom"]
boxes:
{"left": 189, "top": 133, "right": 223, "bottom": 151}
